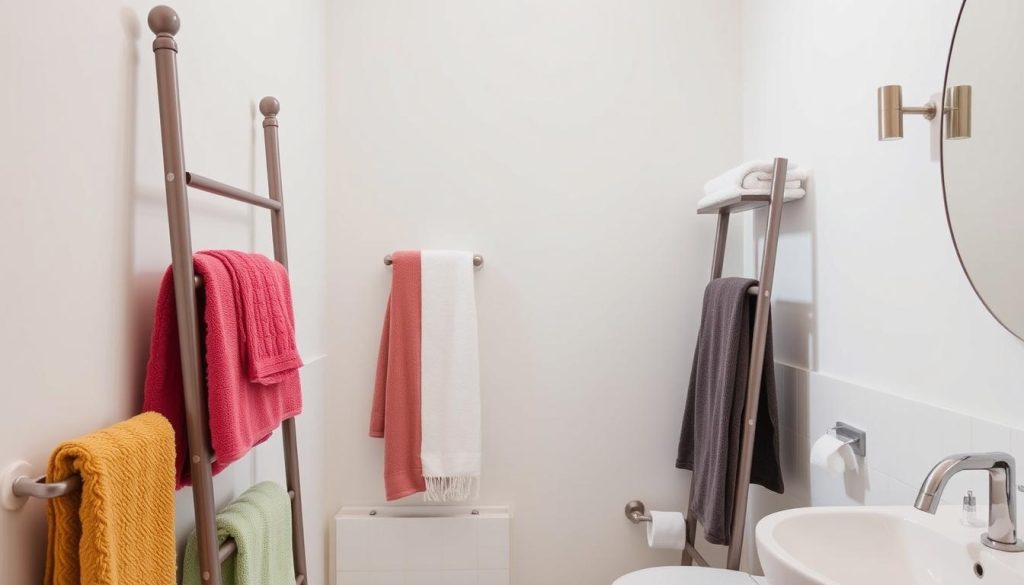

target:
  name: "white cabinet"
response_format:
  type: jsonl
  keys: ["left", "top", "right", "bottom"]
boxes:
{"left": 336, "top": 506, "right": 510, "bottom": 585}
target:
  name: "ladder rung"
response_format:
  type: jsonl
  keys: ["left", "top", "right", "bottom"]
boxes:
{"left": 295, "top": 575, "right": 306, "bottom": 585}
{"left": 218, "top": 538, "right": 236, "bottom": 563}
{"left": 186, "top": 172, "right": 282, "bottom": 211}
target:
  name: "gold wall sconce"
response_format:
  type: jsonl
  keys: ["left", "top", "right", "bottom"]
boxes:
{"left": 877, "top": 84, "right": 971, "bottom": 141}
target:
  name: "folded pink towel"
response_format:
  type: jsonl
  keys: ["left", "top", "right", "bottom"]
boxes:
{"left": 199, "top": 250, "right": 303, "bottom": 384}
{"left": 143, "top": 252, "right": 303, "bottom": 489}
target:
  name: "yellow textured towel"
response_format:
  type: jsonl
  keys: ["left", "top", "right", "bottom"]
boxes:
{"left": 45, "top": 412, "right": 177, "bottom": 585}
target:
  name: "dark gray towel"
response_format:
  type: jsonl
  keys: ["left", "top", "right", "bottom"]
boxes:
{"left": 676, "top": 277, "right": 783, "bottom": 545}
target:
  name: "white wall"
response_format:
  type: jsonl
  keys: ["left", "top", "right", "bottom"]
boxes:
{"left": 0, "top": 2, "right": 327, "bottom": 583}
{"left": 740, "top": 0, "right": 1024, "bottom": 426}
{"left": 324, "top": 1, "right": 742, "bottom": 583}
{"left": 733, "top": 0, "right": 1024, "bottom": 573}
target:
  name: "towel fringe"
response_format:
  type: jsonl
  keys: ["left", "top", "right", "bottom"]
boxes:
{"left": 423, "top": 476, "right": 476, "bottom": 502}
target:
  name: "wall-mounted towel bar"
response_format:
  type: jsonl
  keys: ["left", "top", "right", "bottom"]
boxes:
{"left": 1, "top": 461, "right": 82, "bottom": 511}
{"left": 12, "top": 474, "right": 81, "bottom": 500}
{"left": 384, "top": 254, "right": 484, "bottom": 267}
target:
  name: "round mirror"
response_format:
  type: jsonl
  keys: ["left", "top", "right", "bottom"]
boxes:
{"left": 942, "top": 0, "right": 1024, "bottom": 341}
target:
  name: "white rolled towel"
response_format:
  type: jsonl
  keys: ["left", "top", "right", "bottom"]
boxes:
{"left": 742, "top": 177, "right": 803, "bottom": 190}
{"left": 703, "top": 160, "right": 809, "bottom": 195}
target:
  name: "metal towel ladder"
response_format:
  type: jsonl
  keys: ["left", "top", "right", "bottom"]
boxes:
{"left": 680, "top": 157, "right": 790, "bottom": 571}
{"left": 147, "top": 6, "right": 308, "bottom": 584}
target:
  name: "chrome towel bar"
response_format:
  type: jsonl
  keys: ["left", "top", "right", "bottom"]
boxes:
{"left": 1, "top": 461, "right": 83, "bottom": 511}
{"left": 13, "top": 474, "right": 81, "bottom": 500}
{"left": 384, "top": 253, "right": 484, "bottom": 268}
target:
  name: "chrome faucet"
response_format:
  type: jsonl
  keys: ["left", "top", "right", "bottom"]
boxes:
{"left": 915, "top": 452, "right": 1024, "bottom": 552}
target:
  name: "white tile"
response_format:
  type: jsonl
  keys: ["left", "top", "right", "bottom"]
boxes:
{"left": 779, "top": 428, "right": 811, "bottom": 505}
{"left": 372, "top": 519, "right": 408, "bottom": 572}
{"left": 775, "top": 364, "right": 810, "bottom": 436}
{"left": 405, "top": 519, "right": 445, "bottom": 571}
{"left": 827, "top": 375, "right": 875, "bottom": 436}
{"left": 867, "top": 391, "right": 918, "bottom": 486}
{"left": 337, "top": 518, "right": 371, "bottom": 572}
{"left": 805, "top": 371, "right": 841, "bottom": 441}
{"left": 337, "top": 522, "right": 366, "bottom": 573}
{"left": 477, "top": 518, "right": 510, "bottom": 569}
{"left": 886, "top": 476, "right": 920, "bottom": 505}
{"left": 909, "top": 405, "right": 972, "bottom": 489}
{"left": 943, "top": 470, "right": 989, "bottom": 508}
{"left": 931, "top": 418, "right": 1013, "bottom": 508}
{"left": 439, "top": 571, "right": 477, "bottom": 585}
{"left": 338, "top": 518, "right": 406, "bottom": 572}
{"left": 870, "top": 469, "right": 917, "bottom": 506}
{"left": 404, "top": 571, "right": 443, "bottom": 585}
{"left": 478, "top": 570, "right": 510, "bottom": 585}
{"left": 440, "top": 518, "right": 478, "bottom": 570}
{"left": 868, "top": 395, "right": 971, "bottom": 489}
{"left": 972, "top": 417, "right": 1012, "bottom": 452}
{"left": 338, "top": 572, "right": 404, "bottom": 585}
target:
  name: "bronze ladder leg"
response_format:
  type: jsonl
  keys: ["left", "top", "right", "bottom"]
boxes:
{"left": 148, "top": 8, "right": 222, "bottom": 584}
{"left": 260, "top": 97, "right": 309, "bottom": 584}
{"left": 725, "top": 158, "right": 788, "bottom": 570}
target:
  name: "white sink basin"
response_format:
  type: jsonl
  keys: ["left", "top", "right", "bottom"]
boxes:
{"left": 755, "top": 506, "right": 1024, "bottom": 585}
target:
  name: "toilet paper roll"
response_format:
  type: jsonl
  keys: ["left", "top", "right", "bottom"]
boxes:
{"left": 810, "top": 433, "right": 851, "bottom": 475}
{"left": 646, "top": 510, "right": 687, "bottom": 550}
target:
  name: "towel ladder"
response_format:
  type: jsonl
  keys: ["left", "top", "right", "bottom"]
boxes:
{"left": 148, "top": 6, "right": 307, "bottom": 585}
{"left": 680, "top": 158, "right": 790, "bottom": 571}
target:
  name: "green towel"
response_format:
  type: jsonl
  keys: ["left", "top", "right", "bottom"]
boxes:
{"left": 182, "top": 481, "right": 294, "bottom": 585}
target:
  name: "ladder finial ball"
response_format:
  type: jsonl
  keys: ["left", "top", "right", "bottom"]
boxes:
{"left": 148, "top": 5, "right": 180, "bottom": 36}
{"left": 259, "top": 96, "right": 281, "bottom": 117}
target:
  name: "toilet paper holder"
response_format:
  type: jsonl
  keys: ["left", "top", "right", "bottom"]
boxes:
{"left": 624, "top": 424, "right": 865, "bottom": 525}
{"left": 830, "top": 421, "right": 867, "bottom": 457}
{"left": 624, "top": 500, "right": 652, "bottom": 524}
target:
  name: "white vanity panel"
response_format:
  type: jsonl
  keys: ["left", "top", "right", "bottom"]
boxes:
{"left": 336, "top": 506, "right": 510, "bottom": 585}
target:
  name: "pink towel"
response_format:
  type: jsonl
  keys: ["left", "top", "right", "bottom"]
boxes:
{"left": 370, "top": 250, "right": 427, "bottom": 501}
{"left": 143, "top": 252, "right": 303, "bottom": 489}
{"left": 199, "top": 250, "right": 303, "bottom": 384}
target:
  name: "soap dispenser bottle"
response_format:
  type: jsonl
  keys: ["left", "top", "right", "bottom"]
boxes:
{"left": 962, "top": 490, "right": 984, "bottom": 527}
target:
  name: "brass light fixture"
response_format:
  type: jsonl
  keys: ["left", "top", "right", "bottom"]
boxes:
{"left": 944, "top": 84, "right": 972, "bottom": 140}
{"left": 877, "top": 84, "right": 972, "bottom": 141}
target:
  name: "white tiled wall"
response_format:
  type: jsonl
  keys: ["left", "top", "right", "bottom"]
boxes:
{"left": 336, "top": 507, "right": 510, "bottom": 585}
{"left": 734, "top": 363, "right": 1024, "bottom": 573}
{"left": 749, "top": 363, "right": 1024, "bottom": 536}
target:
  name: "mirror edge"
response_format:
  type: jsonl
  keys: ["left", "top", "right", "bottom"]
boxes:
{"left": 940, "top": 0, "right": 1024, "bottom": 342}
